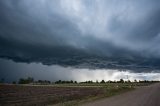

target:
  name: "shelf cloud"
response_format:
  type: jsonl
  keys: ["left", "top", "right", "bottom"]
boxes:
{"left": 0, "top": 0, "right": 160, "bottom": 72}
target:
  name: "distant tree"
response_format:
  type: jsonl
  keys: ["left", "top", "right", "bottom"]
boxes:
{"left": 107, "top": 80, "right": 112, "bottom": 83}
{"left": 55, "top": 80, "right": 62, "bottom": 84}
{"left": 119, "top": 79, "right": 124, "bottom": 83}
{"left": 70, "top": 80, "right": 73, "bottom": 83}
{"left": 74, "top": 81, "right": 77, "bottom": 84}
{"left": 19, "top": 78, "right": 26, "bottom": 84}
{"left": 61, "top": 80, "right": 65, "bottom": 84}
{"left": 96, "top": 80, "right": 99, "bottom": 83}
{"left": 100, "top": 80, "right": 105, "bottom": 83}
{"left": 55, "top": 80, "right": 78, "bottom": 84}
{"left": 0, "top": 78, "right": 5, "bottom": 83}
{"left": 88, "top": 80, "right": 93, "bottom": 83}
{"left": 134, "top": 79, "right": 137, "bottom": 83}
{"left": 18, "top": 77, "right": 34, "bottom": 84}
{"left": 38, "top": 80, "right": 42, "bottom": 83}
{"left": 12, "top": 81, "right": 16, "bottom": 84}
{"left": 28, "top": 77, "right": 34, "bottom": 83}
{"left": 127, "top": 80, "right": 131, "bottom": 83}
{"left": 47, "top": 81, "right": 51, "bottom": 84}
{"left": 36, "top": 80, "right": 51, "bottom": 84}
{"left": 113, "top": 80, "right": 116, "bottom": 83}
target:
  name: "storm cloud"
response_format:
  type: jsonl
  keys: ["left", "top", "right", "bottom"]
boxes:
{"left": 0, "top": 0, "right": 160, "bottom": 72}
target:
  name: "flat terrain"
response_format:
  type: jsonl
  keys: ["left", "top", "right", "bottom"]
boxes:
{"left": 82, "top": 83, "right": 160, "bottom": 106}
{"left": 0, "top": 84, "right": 105, "bottom": 106}
{"left": 0, "top": 83, "right": 134, "bottom": 106}
{"left": 0, "top": 83, "right": 154, "bottom": 106}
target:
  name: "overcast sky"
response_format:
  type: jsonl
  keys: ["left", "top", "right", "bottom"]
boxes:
{"left": 0, "top": 0, "right": 160, "bottom": 82}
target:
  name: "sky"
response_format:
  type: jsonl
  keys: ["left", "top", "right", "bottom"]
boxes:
{"left": 0, "top": 0, "right": 160, "bottom": 82}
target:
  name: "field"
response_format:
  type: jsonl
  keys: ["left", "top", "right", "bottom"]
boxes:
{"left": 0, "top": 83, "right": 152, "bottom": 106}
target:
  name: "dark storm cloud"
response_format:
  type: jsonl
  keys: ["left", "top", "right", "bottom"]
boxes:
{"left": 0, "top": 0, "right": 160, "bottom": 72}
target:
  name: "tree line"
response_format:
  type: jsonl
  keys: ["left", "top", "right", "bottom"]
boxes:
{"left": 3, "top": 77, "right": 158, "bottom": 84}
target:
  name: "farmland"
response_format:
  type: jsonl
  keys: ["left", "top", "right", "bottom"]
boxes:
{"left": 0, "top": 82, "right": 156, "bottom": 106}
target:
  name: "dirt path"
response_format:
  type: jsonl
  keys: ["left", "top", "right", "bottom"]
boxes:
{"left": 82, "top": 83, "right": 160, "bottom": 106}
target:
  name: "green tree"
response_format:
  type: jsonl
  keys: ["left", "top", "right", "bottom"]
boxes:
{"left": 119, "top": 79, "right": 124, "bottom": 83}
{"left": 100, "top": 80, "right": 105, "bottom": 83}
{"left": 134, "top": 79, "right": 137, "bottom": 83}
{"left": 18, "top": 77, "right": 34, "bottom": 84}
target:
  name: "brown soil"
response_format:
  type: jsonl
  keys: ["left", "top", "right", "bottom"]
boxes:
{"left": 0, "top": 84, "right": 104, "bottom": 106}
